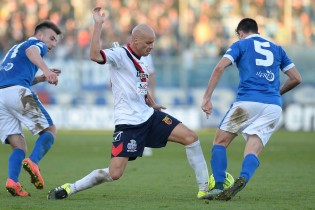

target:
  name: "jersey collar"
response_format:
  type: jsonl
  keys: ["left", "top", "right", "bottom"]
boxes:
{"left": 127, "top": 44, "right": 141, "bottom": 60}
{"left": 245, "top": 34, "right": 261, "bottom": 39}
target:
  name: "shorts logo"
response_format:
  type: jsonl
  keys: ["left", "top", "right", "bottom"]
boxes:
{"left": 162, "top": 116, "right": 172, "bottom": 125}
{"left": 127, "top": 140, "right": 137, "bottom": 152}
{"left": 113, "top": 131, "right": 123, "bottom": 142}
{"left": 112, "top": 143, "right": 123, "bottom": 157}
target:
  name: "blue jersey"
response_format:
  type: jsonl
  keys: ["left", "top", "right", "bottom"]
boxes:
{"left": 224, "top": 34, "right": 294, "bottom": 106}
{"left": 0, "top": 37, "right": 48, "bottom": 88}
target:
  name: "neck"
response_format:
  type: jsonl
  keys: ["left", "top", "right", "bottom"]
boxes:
{"left": 127, "top": 44, "right": 141, "bottom": 59}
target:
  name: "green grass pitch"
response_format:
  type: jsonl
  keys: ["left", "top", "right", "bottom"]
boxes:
{"left": 0, "top": 129, "right": 314, "bottom": 210}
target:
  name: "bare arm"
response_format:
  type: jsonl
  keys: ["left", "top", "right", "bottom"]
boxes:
{"left": 145, "top": 92, "right": 166, "bottom": 111}
{"left": 280, "top": 67, "right": 302, "bottom": 95}
{"left": 26, "top": 46, "right": 58, "bottom": 85}
{"left": 90, "top": 7, "right": 107, "bottom": 63}
{"left": 201, "top": 57, "right": 231, "bottom": 118}
{"left": 32, "top": 69, "right": 61, "bottom": 86}
{"left": 148, "top": 73, "right": 156, "bottom": 100}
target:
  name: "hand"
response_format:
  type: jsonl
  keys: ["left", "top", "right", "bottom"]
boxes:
{"left": 44, "top": 70, "right": 58, "bottom": 85}
{"left": 201, "top": 98, "right": 212, "bottom": 119}
{"left": 151, "top": 104, "right": 166, "bottom": 111}
{"left": 92, "top": 7, "right": 107, "bottom": 24}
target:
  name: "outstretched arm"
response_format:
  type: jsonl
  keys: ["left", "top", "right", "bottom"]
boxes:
{"left": 201, "top": 57, "right": 231, "bottom": 118}
{"left": 26, "top": 46, "right": 58, "bottom": 85}
{"left": 90, "top": 7, "right": 107, "bottom": 63}
{"left": 280, "top": 67, "right": 302, "bottom": 95}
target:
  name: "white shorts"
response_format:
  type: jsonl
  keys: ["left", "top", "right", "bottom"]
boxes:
{"left": 0, "top": 85, "right": 52, "bottom": 144}
{"left": 219, "top": 101, "right": 282, "bottom": 146}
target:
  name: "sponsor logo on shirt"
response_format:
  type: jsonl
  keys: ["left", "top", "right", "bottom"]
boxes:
{"left": 256, "top": 70, "right": 274, "bottom": 82}
{"left": 162, "top": 116, "right": 172, "bottom": 125}
{"left": 136, "top": 72, "right": 149, "bottom": 79}
{"left": 127, "top": 140, "right": 137, "bottom": 152}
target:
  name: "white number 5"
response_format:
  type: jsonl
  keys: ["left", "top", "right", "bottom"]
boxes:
{"left": 254, "top": 40, "right": 274, "bottom": 67}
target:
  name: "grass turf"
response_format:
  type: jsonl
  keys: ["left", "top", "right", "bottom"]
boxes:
{"left": 0, "top": 129, "right": 314, "bottom": 210}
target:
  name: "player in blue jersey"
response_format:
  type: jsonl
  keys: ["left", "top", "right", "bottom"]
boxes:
{"left": 200, "top": 18, "right": 302, "bottom": 200}
{"left": 0, "top": 20, "right": 62, "bottom": 196}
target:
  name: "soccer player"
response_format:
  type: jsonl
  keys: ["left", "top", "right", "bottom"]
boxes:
{"left": 200, "top": 18, "right": 302, "bottom": 200}
{"left": 47, "top": 7, "right": 209, "bottom": 200}
{"left": 0, "top": 20, "right": 62, "bottom": 196}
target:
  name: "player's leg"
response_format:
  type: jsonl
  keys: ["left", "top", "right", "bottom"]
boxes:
{"left": 16, "top": 90, "right": 55, "bottom": 190}
{"left": 22, "top": 126, "right": 55, "bottom": 190}
{"left": 29, "top": 126, "right": 56, "bottom": 165}
{"left": 216, "top": 103, "right": 282, "bottom": 201}
{"left": 168, "top": 123, "right": 209, "bottom": 198}
{"left": 0, "top": 87, "right": 30, "bottom": 196}
{"left": 211, "top": 129, "right": 236, "bottom": 189}
{"left": 241, "top": 134, "right": 263, "bottom": 182}
{"left": 47, "top": 157, "right": 129, "bottom": 200}
{"left": 5, "top": 134, "right": 30, "bottom": 196}
{"left": 215, "top": 135, "right": 262, "bottom": 201}
{"left": 200, "top": 129, "right": 236, "bottom": 200}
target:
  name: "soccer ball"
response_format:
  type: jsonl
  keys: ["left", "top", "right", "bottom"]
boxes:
{"left": 208, "top": 172, "right": 234, "bottom": 190}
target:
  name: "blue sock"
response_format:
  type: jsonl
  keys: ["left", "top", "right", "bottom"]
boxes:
{"left": 211, "top": 145, "right": 227, "bottom": 183}
{"left": 240, "top": 154, "right": 260, "bottom": 183}
{"left": 29, "top": 132, "right": 54, "bottom": 164}
{"left": 8, "top": 148, "right": 25, "bottom": 182}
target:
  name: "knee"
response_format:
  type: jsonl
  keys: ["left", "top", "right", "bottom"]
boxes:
{"left": 109, "top": 169, "right": 123, "bottom": 180}
{"left": 183, "top": 130, "right": 198, "bottom": 145}
{"left": 42, "top": 125, "right": 57, "bottom": 138}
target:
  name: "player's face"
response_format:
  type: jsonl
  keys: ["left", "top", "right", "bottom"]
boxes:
{"left": 137, "top": 33, "right": 155, "bottom": 56}
{"left": 39, "top": 29, "right": 59, "bottom": 51}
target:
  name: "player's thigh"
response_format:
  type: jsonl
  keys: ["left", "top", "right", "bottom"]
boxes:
{"left": 168, "top": 123, "right": 198, "bottom": 145}
{"left": 0, "top": 106, "right": 23, "bottom": 144}
{"left": 243, "top": 104, "right": 282, "bottom": 146}
{"left": 6, "top": 86, "right": 52, "bottom": 135}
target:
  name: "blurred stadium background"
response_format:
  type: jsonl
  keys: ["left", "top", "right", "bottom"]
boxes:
{"left": 0, "top": 0, "right": 314, "bottom": 131}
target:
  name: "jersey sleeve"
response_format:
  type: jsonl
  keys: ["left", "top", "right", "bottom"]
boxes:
{"left": 223, "top": 42, "right": 241, "bottom": 64}
{"left": 33, "top": 40, "right": 48, "bottom": 57}
{"left": 279, "top": 47, "right": 295, "bottom": 72}
{"left": 101, "top": 47, "right": 123, "bottom": 68}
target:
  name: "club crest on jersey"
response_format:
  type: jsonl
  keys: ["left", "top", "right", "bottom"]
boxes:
{"left": 127, "top": 140, "right": 137, "bottom": 152}
{"left": 162, "top": 116, "right": 172, "bottom": 125}
{"left": 256, "top": 70, "right": 275, "bottom": 82}
{"left": 136, "top": 72, "right": 148, "bottom": 79}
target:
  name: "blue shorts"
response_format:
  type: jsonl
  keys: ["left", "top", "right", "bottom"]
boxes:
{"left": 111, "top": 110, "right": 181, "bottom": 161}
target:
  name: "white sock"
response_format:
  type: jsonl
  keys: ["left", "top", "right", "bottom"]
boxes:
{"left": 185, "top": 140, "right": 209, "bottom": 191}
{"left": 69, "top": 168, "right": 113, "bottom": 195}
